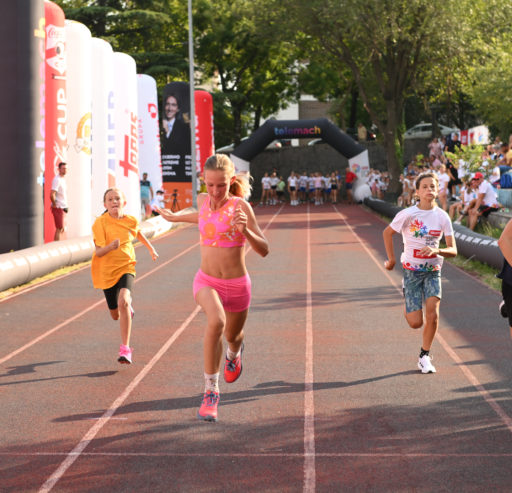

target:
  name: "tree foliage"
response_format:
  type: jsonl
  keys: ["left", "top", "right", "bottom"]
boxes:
{"left": 286, "top": 0, "right": 487, "bottom": 193}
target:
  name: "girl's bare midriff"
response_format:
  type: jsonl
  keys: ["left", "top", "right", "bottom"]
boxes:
{"left": 200, "top": 245, "right": 246, "bottom": 278}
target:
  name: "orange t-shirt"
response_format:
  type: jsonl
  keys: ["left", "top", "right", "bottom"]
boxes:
{"left": 91, "top": 213, "right": 139, "bottom": 290}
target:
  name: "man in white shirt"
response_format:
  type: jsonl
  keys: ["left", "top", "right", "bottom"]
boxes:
{"left": 467, "top": 172, "right": 501, "bottom": 230}
{"left": 50, "top": 162, "right": 68, "bottom": 241}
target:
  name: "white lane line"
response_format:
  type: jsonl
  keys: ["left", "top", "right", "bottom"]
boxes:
{"left": 38, "top": 305, "right": 202, "bottom": 493}
{"left": 304, "top": 203, "right": 316, "bottom": 493}
{"left": 0, "top": 241, "right": 199, "bottom": 366}
{"left": 332, "top": 205, "right": 512, "bottom": 435}
{"left": 38, "top": 204, "right": 285, "bottom": 493}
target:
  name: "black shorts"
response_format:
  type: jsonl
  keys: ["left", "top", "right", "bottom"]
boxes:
{"left": 478, "top": 205, "right": 499, "bottom": 217}
{"left": 103, "top": 273, "right": 134, "bottom": 310}
{"left": 271, "top": 186, "right": 277, "bottom": 190}
{"left": 502, "top": 281, "right": 512, "bottom": 327}
{"left": 331, "top": 184, "right": 338, "bottom": 190}
{"left": 289, "top": 186, "right": 296, "bottom": 191}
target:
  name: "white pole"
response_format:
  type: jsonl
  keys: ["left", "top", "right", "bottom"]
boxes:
{"left": 188, "top": 0, "right": 197, "bottom": 208}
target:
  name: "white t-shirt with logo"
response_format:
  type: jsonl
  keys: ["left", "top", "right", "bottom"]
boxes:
{"left": 390, "top": 205, "right": 453, "bottom": 272}
{"left": 261, "top": 176, "right": 271, "bottom": 190}
{"left": 478, "top": 180, "right": 499, "bottom": 207}
{"left": 51, "top": 174, "right": 68, "bottom": 208}
{"left": 436, "top": 171, "right": 450, "bottom": 192}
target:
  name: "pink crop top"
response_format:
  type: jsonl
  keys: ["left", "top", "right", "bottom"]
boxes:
{"left": 198, "top": 196, "right": 246, "bottom": 247}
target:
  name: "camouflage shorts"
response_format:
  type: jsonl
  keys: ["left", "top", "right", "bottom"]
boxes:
{"left": 402, "top": 269, "right": 442, "bottom": 313}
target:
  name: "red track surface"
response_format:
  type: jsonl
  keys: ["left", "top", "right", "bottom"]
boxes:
{"left": 1, "top": 203, "right": 512, "bottom": 492}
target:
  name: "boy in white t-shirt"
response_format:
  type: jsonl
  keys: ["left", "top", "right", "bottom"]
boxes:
{"left": 383, "top": 172, "right": 457, "bottom": 374}
{"left": 467, "top": 172, "right": 501, "bottom": 230}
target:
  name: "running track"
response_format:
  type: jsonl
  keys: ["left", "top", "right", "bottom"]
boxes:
{"left": 1, "top": 204, "right": 512, "bottom": 492}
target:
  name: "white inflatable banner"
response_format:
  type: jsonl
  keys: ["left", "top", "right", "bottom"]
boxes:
{"left": 137, "top": 74, "right": 163, "bottom": 192}
{"left": 65, "top": 20, "right": 92, "bottom": 238}
{"left": 91, "top": 37, "right": 115, "bottom": 218}
{"left": 113, "top": 52, "right": 140, "bottom": 219}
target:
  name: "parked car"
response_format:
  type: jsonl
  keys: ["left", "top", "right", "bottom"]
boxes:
{"left": 404, "top": 122, "right": 459, "bottom": 139}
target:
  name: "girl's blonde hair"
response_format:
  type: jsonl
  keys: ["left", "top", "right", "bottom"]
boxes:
{"left": 103, "top": 187, "right": 126, "bottom": 202}
{"left": 415, "top": 171, "right": 439, "bottom": 190}
{"left": 204, "top": 154, "right": 252, "bottom": 198}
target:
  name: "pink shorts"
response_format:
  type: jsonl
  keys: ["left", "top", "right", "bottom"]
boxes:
{"left": 193, "top": 269, "right": 251, "bottom": 312}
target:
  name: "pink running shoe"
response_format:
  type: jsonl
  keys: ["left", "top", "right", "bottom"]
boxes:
{"left": 118, "top": 344, "right": 132, "bottom": 364}
{"left": 224, "top": 343, "right": 244, "bottom": 383}
{"left": 197, "top": 391, "right": 220, "bottom": 422}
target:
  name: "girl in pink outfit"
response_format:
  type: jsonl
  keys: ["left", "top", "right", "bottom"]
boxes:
{"left": 157, "top": 154, "right": 269, "bottom": 422}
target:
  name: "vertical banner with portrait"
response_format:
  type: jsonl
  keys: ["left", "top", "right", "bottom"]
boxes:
{"left": 195, "top": 90, "right": 215, "bottom": 176}
{"left": 161, "top": 82, "right": 192, "bottom": 210}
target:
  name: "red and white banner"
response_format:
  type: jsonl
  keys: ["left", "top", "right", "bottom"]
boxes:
{"left": 65, "top": 20, "right": 92, "bottom": 237}
{"left": 44, "top": 0, "right": 67, "bottom": 242}
{"left": 195, "top": 90, "right": 215, "bottom": 175}
{"left": 113, "top": 52, "right": 140, "bottom": 219}
{"left": 137, "top": 74, "right": 163, "bottom": 192}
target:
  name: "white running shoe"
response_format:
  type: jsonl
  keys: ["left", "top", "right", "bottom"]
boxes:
{"left": 499, "top": 300, "right": 508, "bottom": 318}
{"left": 418, "top": 354, "right": 436, "bottom": 374}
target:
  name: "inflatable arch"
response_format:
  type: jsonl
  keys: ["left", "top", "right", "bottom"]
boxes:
{"left": 228, "top": 118, "right": 370, "bottom": 178}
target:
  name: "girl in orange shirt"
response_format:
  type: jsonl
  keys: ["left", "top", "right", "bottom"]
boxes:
{"left": 91, "top": 188, "right": 158, "bottom": 364}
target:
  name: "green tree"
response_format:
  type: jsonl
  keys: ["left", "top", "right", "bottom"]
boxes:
{"left": 194, "top": 0, "right": 300, "bottom": 146}
{"left": 55, "top": 0, "right": 190, "bottom": 86}
{"left": 288, "top": 0, "right": 483, "bottom": 194}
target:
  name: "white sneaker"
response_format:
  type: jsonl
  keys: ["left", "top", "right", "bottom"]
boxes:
{"left": 499, "top": 300, "right": 508, "bottom": 318}
{"left": 418, "top": 354, "right": 436, "bottom": 373}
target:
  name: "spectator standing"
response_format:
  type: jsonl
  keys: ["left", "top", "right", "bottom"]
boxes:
{"left": 260, "top": 172, "right": 271, "bottom": 205}
{"left": 287, "top": 171, "right": 299, "bottom": 206}
{"left": 50, "top": 162, "right": 68, "bottom": 241}
{"left": 276, "top": 176, "right": 286, "bottom": 203}
{"left": 357, "top": 122, "right": 367, "bottom": 141}
{"left": 330, "top": 172, "right": 339, "bottom": 203}
{"left": 140, "top": 172, "right": 154, "bottom": 219}
{"left": 428, "top": 137, "right": 443, "bottom": 159}
{"left": 298, "top": 172, "right": 308, "bottom": 204}
{"left": 345, "top": 168, "right": 358, "bottom": 204}
{"left": 436, "top": 164, "right": 450, "bottom": 210}
{"left": 269, "top": 171, "right": 279, "bottom": 205}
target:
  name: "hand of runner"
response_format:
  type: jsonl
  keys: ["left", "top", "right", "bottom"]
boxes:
{"left": 155, "top": 207, "right": 175, "bottom": 222}
{"left": 384, "top": 259, "right": 395, "bottom": 270}
{"left": 233, "top": 205, "right": 248, "bottom": 234}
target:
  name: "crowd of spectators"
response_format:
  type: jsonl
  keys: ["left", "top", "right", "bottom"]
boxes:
{"left": 391, "top": 134, "right": 511, "bottom": 230}
{"left": 259, "top": 169, "right": 354, "bottom": 206}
